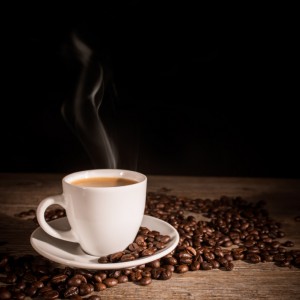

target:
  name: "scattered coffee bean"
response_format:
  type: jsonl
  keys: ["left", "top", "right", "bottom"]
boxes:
{"left": 2, "top": 192, "right": 299, "bottom": 298}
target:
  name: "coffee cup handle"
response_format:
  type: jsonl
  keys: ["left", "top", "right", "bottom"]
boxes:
{"left": 36, "top": 195, "right": 79, "bottom": 243}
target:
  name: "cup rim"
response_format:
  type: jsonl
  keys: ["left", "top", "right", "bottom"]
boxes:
{"left": 63, "top": 169, "right": 147, "bottom": 189}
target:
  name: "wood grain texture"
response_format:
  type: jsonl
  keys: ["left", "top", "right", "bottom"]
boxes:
{"left": 0, "top": 173, "right": 300, "bottom": 299}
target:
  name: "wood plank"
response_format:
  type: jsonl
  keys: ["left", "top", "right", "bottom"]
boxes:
{"left": 0, "top": 173, "right": 300, "bottom": 299}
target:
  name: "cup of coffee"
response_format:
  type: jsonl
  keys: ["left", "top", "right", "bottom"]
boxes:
{"left": 36, "top": 169, "right": 147, "bottom": 256}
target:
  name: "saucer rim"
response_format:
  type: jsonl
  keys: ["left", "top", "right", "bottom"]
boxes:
{"left": 30, "top": 215, "right": 179, "bottom": 270}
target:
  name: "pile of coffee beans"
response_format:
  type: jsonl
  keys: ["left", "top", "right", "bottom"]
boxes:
{"left": 0, "top": 192, "right": 299, "bottom": 299}
{"left": 98, "top": 226, "right": 171, "bottom": 263}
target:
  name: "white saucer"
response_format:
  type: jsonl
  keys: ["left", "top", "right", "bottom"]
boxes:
{"left": 30, "top": 215, "right": 179, "bottom": 270}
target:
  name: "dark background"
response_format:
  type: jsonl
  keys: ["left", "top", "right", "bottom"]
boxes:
{"left": 1, "top": 2, "right": 299, "bottom": 178}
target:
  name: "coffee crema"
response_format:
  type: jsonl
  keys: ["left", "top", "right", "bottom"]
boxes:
{"left": 71, "top": 177, "right": 138, "bottom": 187}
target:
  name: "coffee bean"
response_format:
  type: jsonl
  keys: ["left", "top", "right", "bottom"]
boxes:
{"left": 0, "top": 287, "right": 11, "bottom": 300}
{"left": 130, "top": 270, "right": 143, "bottom": 282}
{"left": 140, "top": 277, "right": 152, "bottom": 285}
{"left": 2, "top": 194, "right": 299, "bottom": 297}
{"left": 64, "top": 286, "right": 79, "bottom": 298}
{"left": 98, "top": 256, "right": 108, "bottom": 263}
{"left": 151, "top": 268, "right": 162, "bottom": 279}
{"left": 69, "top": 296, "right": 83, "bottom": 300}
{"left": 128, "top": 242, "right": 142, "bottom": 252}
{"left": 163, "top": 256, "right": 177, "bottom": 266}
{"left": 68, "top": 276, "right": 82, "bottom": 287}
{"left": 201, "top": 262, "right": 213, "bottom": 270}
{"left": 176, "top": 264, "right": 189, "bottom": 273}
{"left": 141, "top": 248, "right": 156, "bottom": 256}
{"left": 94, "top": 282, "right": 107, "bottom": 291}
{"left": 248, "top": 254, "right": 261, "bottom": 264}
{"left": 135, "top": 235, "right": 145, "bottom": 246}
{"left": 38, "top": 286, "right": 53, "bottom": 295}
{"left": 223, "top": 262, "right": 234, "bottom": 271}
{"left": 51, "top": 274, "right": 68, "bottom": 284}
{"left": 5, "top": 272, "right": 17, "bottom": 283}
{"left": 282, "top": 241, "right": 294, "bottom": 247}
{"left": 108, "top": 270, "right": 121, "bottom": 278}
{"left": 79, "top": 283, "right": 94, "bottom": 296}
{"left": 87, "top": 296, "right": 101, "bottom": 300}
{"left": 118, "top": 275, "right": 129, "bottom": 283}
{"left": 120, "top": 254, "right": 136, "bottom": 262}
{"left": 103, "top": 278, "right": 118, "bottom": 287}
{"left": 24, "top": 287, "right": 37, "bottom": 297}
{"left": 109, "top": 251, "right": 124, "bottom": 262}
{"left": 160, "top": 269, "right": 172, "bottom": 280}
{"left": 11, "top": 292, "right": 26, "bottom": 300}
{"left": 42, "top": 290, "right": 60, "bottom": 299}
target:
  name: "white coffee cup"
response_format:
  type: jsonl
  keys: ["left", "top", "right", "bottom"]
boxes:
{"left": 36, "top": 169, "right": 147, "bottom": 256}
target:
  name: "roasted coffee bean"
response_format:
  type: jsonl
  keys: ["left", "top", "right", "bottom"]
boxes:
{"left": 135, "top": 235, "right": 145, "bottom": 246}
{"left": 224, "top": 254, "right": 233, "bottom": 262}
{"left": 163, "top": 256, "right": 177, "bottom": 265}
{"left": 162, "top": 264, "right": 175, "bottom": 273}
{"left": 118, "top": 275, "right": 129, "bottom": 283}
{"left": 0, "top": 255, "right": 9, "bottom": 268}
{"left": 24, "top": 286, "right": 37, "bottom": 297}
{"left": 87, "top": 296, "right": 101, "bottom": 300}
{"left": 223, "top": 262, "right": 234, "bottom": 271}
{"left": 120, "top": 254, "right": 136, "bottom": 262}
{"left": 38, "top": 286, "right": 53, "bottom": 295}
{"left": 11, "top": 291, "right": 26, "bottom": 300}
{"left": 76, "top": 269, "right": 93, "bottom": 279}
{"left": 203, "top": 251, "right": 215, "bottom": 261}
{"left": 233, "top": 253, "right": 244, "bottom": 260}
{"left": 274, "top": 253, "right": 286, "bottom": 262}
{"left": 130, "top": 270, "right": 143, "bottom": 282}
{"left": 23, "top": 272, "right": 37, "bottom": 283}
{"left": 147, "top": 259, "right": 161, "bottom": 268}
{"left": 122, "top": 269, "right": 132, "bottom": 276}
{"left": 108, "top": 270, "right": 121, "bottom": 279}
{"left": 5, "top": 272, "right": 17, "bottom": 283}
{"left": 42, "top": 290, "right": 60, "bottom": 299}
{"left": 276, "top": 260, "right": 291, "bottom": 267}
{"left": 189, "top": 261, "right": 201, "bottom": 271}
{"left": 68, "top": 276, "right": 84, "bottom": 287}
{"left": 79, "top": 283, "right": 94, "bottom": 296}
{"left": 109, "top": 252, "right": 124, "bottom": 262}
{"left": 247, "top": 254, "right": 261, "bottom": 264}
{"left": 180, "top": 257, "right": 193, "bottom": 264}
{"left": 140, "top": 276, "right": 152, "bottom": 285}
{"left": 64, "top": 286, "right": 79, "bottom": 298}
{"left": 176, "top": 264, "right": 189, "bottom": 273}
{"left": 69, "top": 295, "right": 83, "bottom": 300}
{"left": 160, "top": 269, "right": 172, "bottom": 280}
{"left": 211, "top": 260, "right": 220, "bottom": 269}
{"left": 0, "top": 287, "right": 11, "bottom": 300}
{"left": 151, "top": 268, "right": 162, "bottom": 279}
{"left": 282, "top": 241, "right": 294, "bottom": 247}
{"left": 94, "top": 283, "right": 107, "bottom": 291}
{"left": 201, "top": 262, "right": 213, "bottom": 270}
{"left": 98, "top": 256, "right": 108, "bottom": 263}
{"left": 51, "top": 274, "right": 68, "bottom": 284}
{"left": 103, "top": 278, "right": 118, "bottom": 287}
{"left": 2, "top": 194, "right": 299, "bottom": 296}
{"left": 141, "top": 248, "right": 156, "bottom": 256}
{"left": 128, "top": 242, "right": 142, "bottom": 252}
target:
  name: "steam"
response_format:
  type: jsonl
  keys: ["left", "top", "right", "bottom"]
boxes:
{"left": 61, "top": 33, "right": 117, "bottom": 169}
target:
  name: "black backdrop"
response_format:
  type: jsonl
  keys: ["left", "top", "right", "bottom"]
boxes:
{"left": 1, "top": 3, "right": 299, "bottom": 178}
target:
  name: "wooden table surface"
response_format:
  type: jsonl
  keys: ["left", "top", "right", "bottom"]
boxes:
{"left": 0, "top": 173, "right": 300, "bottom": 299}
